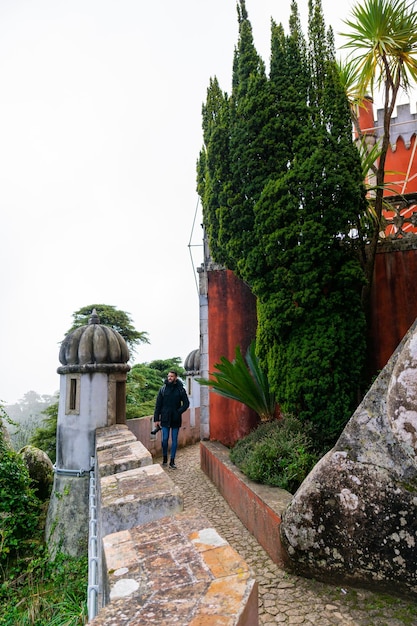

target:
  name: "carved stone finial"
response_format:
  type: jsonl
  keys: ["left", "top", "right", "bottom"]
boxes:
{"left": 88, "top": 309, "right": 100, "bottom": 325}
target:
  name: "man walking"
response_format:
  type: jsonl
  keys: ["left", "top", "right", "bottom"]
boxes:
{"left": 153, "top": 370, "right": 189, "bottom": 469}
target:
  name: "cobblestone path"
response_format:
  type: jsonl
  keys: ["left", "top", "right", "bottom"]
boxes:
{"left": 158, "top": 443, "right": 417, "bottom": 626}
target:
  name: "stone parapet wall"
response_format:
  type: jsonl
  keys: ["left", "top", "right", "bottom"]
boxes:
{"left": 96, "top": 425, "right": 152, "bottom": 476}
{"left": 91, "top": 425, "right": 258, "bottom": 625}
{"left": 92, "top": 509, "right": 258, "bottom": 626}
{"left": 99, "top": 464, "right": 183, "bottom": 538}
{"left": 126, "top": 407, "right": 201, "bottom": 457}
{"left": 200, "top": 440, "right": 292, "bottom": 566}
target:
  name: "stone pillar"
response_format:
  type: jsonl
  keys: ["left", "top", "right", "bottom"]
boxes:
{"left": 198, "top": 262, "right": 210, "bottom": 440}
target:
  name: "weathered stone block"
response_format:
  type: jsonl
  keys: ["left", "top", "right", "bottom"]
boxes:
{"left": 96, "top": 424, "right": 137, "bottom": 452}
{"left": 97, "top": 440, "right": 152, "bottom": 477}
{"left": 45, "top": 474, "right": 89, "bottom": 559}
{"left": 100, "top": 464, "right": 183, "bottom": 537}
{"left": 90, "top": 509, "right": 258, "bottom": 625}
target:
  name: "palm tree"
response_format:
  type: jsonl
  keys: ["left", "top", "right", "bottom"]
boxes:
{"left": 340, "top": 0, "right": 417, "bottom": 308}
{"left": 197, "top": 341, "right": 277, "bottom": 422}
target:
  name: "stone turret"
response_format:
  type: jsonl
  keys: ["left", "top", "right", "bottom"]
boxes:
{"left": 56, "top": 309, "right": 130, "bottom": 473}
{"left": 46, "top": 310, "right": 131, "bottom": 557}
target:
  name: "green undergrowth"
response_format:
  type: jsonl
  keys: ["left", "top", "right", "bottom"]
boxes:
{"left": 1, "top": 412, "right": 88, "bottom": 625}
{"left": 230, "top": 415, "right": 319, "bottom": 493}
{"left": 323, "top": 585, "right": 417, "bottom": 624}
{"left": 0, "top": 550, "right": 88, "bottom": 626}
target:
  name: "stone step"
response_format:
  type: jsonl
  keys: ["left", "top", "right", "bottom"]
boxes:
{"left": 96, "top": 424, "right": 137, "bottom": 452}
{"left": 99, "top": 464, "right": 183, "bottom": 537}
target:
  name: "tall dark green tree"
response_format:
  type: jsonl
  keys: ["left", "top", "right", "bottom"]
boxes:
{"left": 202, "top": 1, "right": 280, "bottom": 276}
{"left": 256, "top": 1, "right": 367, "bottom": 445}
{"left": 197, "top": 77, "right": 231, "bottom": 265}
{"left": 197, "top": 0, "right": 368, "bottom": 450}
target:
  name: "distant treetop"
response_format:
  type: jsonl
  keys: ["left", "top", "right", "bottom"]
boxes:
{"left": 66, "top": 304, "right": 149, "bottom": 354}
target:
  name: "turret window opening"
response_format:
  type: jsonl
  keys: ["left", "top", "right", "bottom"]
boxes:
{"left": 65, "top": 374, "right": 80, "bottom": 414}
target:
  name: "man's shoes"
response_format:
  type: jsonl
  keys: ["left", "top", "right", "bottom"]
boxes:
{"left": 169, "top": 460, "right": 177, "bottom": 469}
{"left": 162, "top": 457, "right": 168, "bottom": 466}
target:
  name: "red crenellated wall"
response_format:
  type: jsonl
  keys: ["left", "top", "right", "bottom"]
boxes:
{"left": 207, "top": 268, "right": 259, "bottom": 446}
{"left": 358, "top": 98, "right": 417, "bottom": 367}
{"left": 359, "top": 97, "right": 417, "bottom": 235}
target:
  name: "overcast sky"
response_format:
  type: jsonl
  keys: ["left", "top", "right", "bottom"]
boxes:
{"left": 0, "top": 0, "right": 356, "bottom": 404}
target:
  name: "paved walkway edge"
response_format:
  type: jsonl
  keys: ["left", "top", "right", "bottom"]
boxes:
{"left": 200, "top": 440, "right": 293, "bottom": 567}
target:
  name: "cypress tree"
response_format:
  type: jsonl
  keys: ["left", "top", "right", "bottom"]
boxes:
{"left": 218, "top": 0, "right": 275, "bottom": 276}
{"left": 197, "top": 0, "right": 368, "bottom": 450}
{"left": 254, "top": 0, "right": 367, "bottom": 448}
{"left": 197, "top": 77, "right": 230, "bottom": 265}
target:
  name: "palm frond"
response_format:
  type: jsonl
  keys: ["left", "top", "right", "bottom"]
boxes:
{"left": 197, "top": 341, "right": 276, "bottom": 421}
{"left": 339, "top": 0, "right": 417, "bottom": 97}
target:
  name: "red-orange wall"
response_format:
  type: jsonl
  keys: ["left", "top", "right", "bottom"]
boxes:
{"left": 207, "top": 246, "right": 417, "bottom": 445}
{"left": 369, "top": 244, "right": 417, "bottom": 372}
{"left": 358, "top": 97, "right": 417, "bottom": 196}
{"left": 384, "top": 135, "right": 417, "bottom": 196}
{"left": 207, "top": 269, "right": 259, "bottom": 446}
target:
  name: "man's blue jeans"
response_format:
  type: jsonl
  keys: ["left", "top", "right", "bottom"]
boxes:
{"left": 161, "top": 426, "right": 179, "bottom": 460}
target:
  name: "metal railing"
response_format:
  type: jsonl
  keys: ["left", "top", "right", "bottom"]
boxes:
{"left": 87, "top": 461, "right": 99, "bottom": 622}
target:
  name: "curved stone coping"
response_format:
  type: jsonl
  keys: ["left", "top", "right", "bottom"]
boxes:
{"left": 200, "top": 440, "right": 292, "bottom": 566}
{"left": 100, "top": 464, "right": 183, "bottom": 538}
{"left": 97, "top": 440, "right": 152, "bottom": 477}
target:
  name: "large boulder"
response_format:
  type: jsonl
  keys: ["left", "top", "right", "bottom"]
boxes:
{"left": 280, "top": 319, "right": 417, "bottom": 596}
{"left": 20, "top": 445, "right": 54, "bottom": 501}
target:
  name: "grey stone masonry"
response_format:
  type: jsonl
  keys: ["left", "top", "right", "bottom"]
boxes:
{"left": 96, "top": 424, "right": 137, "bottom": 452}
{"left": 97, "top": 437, "right": 152, "bottom": 477}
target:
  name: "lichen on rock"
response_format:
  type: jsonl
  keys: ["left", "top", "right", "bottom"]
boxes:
{"left": 280, "top": 319, "right": 417, "bottom": 597}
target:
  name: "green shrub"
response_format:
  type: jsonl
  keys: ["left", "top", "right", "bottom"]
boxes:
{"left": 0, "top": 551, "right": 88, "bottom": 625}
{"left": 0, "top": 430, "right": 42, "bottom": 572}
{"left": 1, "top": 409, "right": 87, "bottom": 625}
{"left": 230, "top": 415, "right": 318, "bottom": 493}
{"left": 30, "top": 401, "right": 58, "bottom": 464}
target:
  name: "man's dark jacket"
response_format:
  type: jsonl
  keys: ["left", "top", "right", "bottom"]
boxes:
{"left": 153, "top": 378, "right": 190, "bottom": 428}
